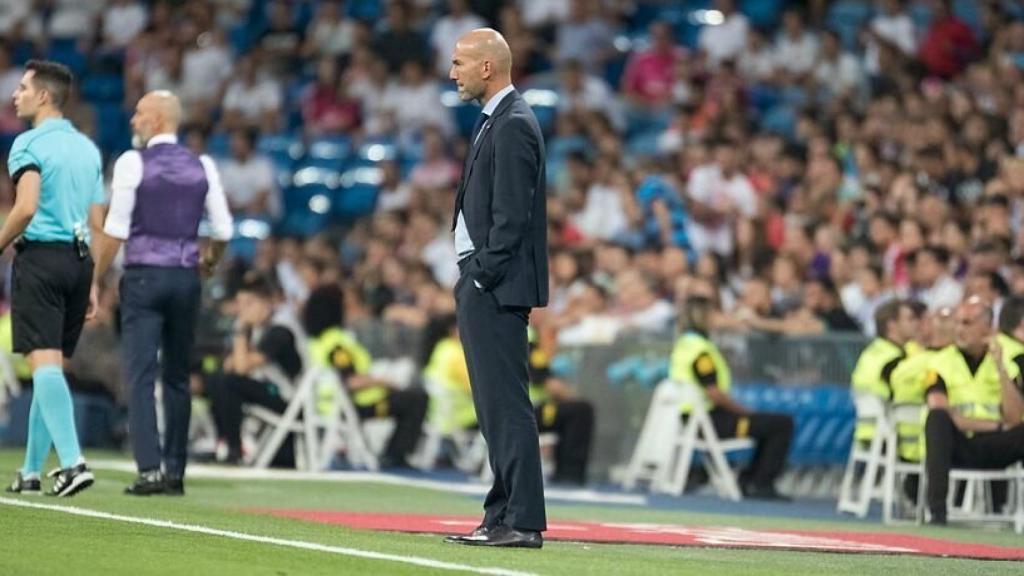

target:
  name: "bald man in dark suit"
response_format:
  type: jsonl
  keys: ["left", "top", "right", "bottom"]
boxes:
{"left": 444, "top": 28, "right": 548, "bottom": 549}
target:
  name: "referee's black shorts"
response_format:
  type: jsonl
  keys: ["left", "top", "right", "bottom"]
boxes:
{"left": 11, "top": 241, "right": 94, "bottom": 357}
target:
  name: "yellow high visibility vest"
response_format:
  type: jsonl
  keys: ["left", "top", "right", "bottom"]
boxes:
{"left": 850, "top": 338, "right": 904, "bottom": 442}
{"left": 669, "top": 332, "right": 730, "bottom": 414}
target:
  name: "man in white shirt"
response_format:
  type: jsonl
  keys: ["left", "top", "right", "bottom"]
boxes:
{"left": 773, "top": 8, "right": 818, "bottom": 77}
{"left": 865, "top": 0, "right": 917, "bottom": 75}
{"left": 698, "top": 0, "right": 750, "bottom": 68}
{"left": 217, "top": 129, "right": 280, "bottom": 218}
{"left": 686, "top": 139, "right": 759, "bottom": 257}
{"left": 910, "top": 246, "right": 964, "bottom": 312}
{"left": 220, "top": 56, "right": 282, "bottom": 133}
{"left": 92, "top": 91, "right": 233, "bottom": 496}
{"left": 431, "top": 0, "right": 487, "bottom": 76}
{"left": 102, "top": 0, "right": 148, "bottom": 48}
{"left": 813, "top": 29, "right": 864, "bottom": 101}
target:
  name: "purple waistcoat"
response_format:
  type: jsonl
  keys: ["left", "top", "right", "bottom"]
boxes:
{"left": 124, "top": 143, "right": 209, "bottom": 268}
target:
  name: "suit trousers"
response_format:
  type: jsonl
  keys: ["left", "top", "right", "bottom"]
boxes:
{"left": 121, "top": 266, "right": 201, "bottom": 479}
{"left": 455, "top": 272, "right": 547, "bottom": 532}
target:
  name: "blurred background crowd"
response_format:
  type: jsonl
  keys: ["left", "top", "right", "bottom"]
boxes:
{"left": 1, "top": 0, "right": 1024, "bottom": 469}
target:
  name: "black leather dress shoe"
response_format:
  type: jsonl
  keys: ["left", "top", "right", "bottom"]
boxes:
{"left": 124, "top": 470, "right": 165, "bottom": 496}
{"left": 742, "top": 484, "right": 791, "bottom": 501}
{"left": 165, "top": 477, "right": 184, "bottom": 496}
{"left": 456, "top": 525, "right": 543, "bottom": 549}
{"left": 444, "top": 524, "right": 495, "bottom": 544}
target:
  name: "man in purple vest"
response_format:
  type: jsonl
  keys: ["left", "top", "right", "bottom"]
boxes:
{"left": 93, "top": 91, "right": 234, "bottom": 495}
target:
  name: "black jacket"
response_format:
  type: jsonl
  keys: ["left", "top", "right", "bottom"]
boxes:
{"left": 452, "top": 90, "right": 548, "bottom": 308}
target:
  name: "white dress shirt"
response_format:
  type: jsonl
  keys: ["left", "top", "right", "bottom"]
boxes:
{"left": 104, "top": 133, "right": 234, "bottom": 242}
{"left": 454, "top": 83, "right": 516, "bottom": 260}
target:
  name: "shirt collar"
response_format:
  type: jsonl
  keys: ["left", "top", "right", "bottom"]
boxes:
{"left": 481, "top": 84, "right": 515, "bottom": 117}
{"left": 147, "top": 133, "right": 178, "bottom": 148}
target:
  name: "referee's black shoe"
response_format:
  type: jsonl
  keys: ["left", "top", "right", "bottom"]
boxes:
{"left": 6, "top": 472, "right": 42, "bottom": 495}
{"left": 124, "top": 470, "right": 166, "bottom": 496}
{"left": 47, "top": 463, "right": 94, "bottom": 497}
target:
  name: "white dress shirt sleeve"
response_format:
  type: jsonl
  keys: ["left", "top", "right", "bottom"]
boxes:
{"left": 200, "top": 155, "right": 235, "bottom": 241}
{"left": 102, "top": 150, "right": 144, "bottom": 240}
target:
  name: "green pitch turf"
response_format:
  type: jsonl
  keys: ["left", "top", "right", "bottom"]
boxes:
{"left": 0, "top": 449, "right": 1021, "bottom": 575}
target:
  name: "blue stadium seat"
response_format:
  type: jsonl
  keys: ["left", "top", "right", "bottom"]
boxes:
{"left": 81, "top": 74, "right": 124, "bottom": 103}
{"left": 353, "top": 140, "right": 398, "bottom": 167}
{"left": 825, "top": 1, "right": 874, "bottom": 51}
{"left": 305, "top": 136, "right": 352, "bottom": 169}
{"left": 206, "top": 132, "right": 231, "bottom": 158}
{"left": 740, "top": 0, "right": 784, "bottom": 29}
{"left": 333, "top": 166, "right": 382, "bottom": 220}
{"left": 626, "top": 130, "right": 664, "bottom": 160}
{"left": 46, "top": 38, "right": 86, "bottom": 76}
{"left": 280, "top": 168, "right": 337, "bottom": 235}
{"left": 93, "top": 103, "right": 129, "bottom": 161}
{"left": 256, "top": 133, "right": 305, "bottom": 170}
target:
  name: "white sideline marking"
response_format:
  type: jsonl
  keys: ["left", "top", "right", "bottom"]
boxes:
{"left": 89, "top": 460, "right": 646, "bottom": 506}
{"left": 0, "top": 497, "right": 537, "bottom": 576}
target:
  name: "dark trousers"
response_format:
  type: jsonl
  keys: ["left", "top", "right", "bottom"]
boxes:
{"left": 924, "top": 409, "right": 1024, "bottom": 518}
{"left": 535, "top": 399, "right": 594, "bottom": 485}
{"left": 204, "top": 372, "right": 288, "bottom": 457}
{"left": 709, "top": 409, "right": 794, "bottom": 488}
{"left": 455, "top": 275, "right": 546, "bottom": 532}
{"left": 355, "top": 388, "right": 429, "bottom": 464}
{"left": 121, "top": 266, "right": 200, "bottom": 479}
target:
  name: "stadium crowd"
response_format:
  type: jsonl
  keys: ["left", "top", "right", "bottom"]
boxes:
{"left": 3, "top": 0, "right": 1024, "bottom": 501}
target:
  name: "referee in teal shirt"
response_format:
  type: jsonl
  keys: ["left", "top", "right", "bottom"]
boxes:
{"left": 2, "top": 61, "right": 106, "bottom": 497}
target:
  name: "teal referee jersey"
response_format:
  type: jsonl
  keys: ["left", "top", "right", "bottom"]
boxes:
{"left": 7, "top": 117, "right": 106, "bottom": 243}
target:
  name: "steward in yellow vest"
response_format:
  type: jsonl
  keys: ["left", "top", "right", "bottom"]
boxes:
{"left": 669, "top": 296, "right": 793, "bottom": 500}
{"left": 304, "top": 285, "right": 427, "bottom": 470}
{"left": 423, "top": 315, "right": 594, "bottom": 485}
{"left": 850, "top": 299, "right": 919, "bottom": 443}
{"left": 922, "top": 297, "right": 1024, "bottom": 525}
{"left": 889, "top": 306, "right": 955, "bottom": 463}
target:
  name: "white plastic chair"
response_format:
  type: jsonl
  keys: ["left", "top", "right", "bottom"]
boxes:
{"left": 881, "top": 403, "right": 926, "bottom": 524}
{"left": 837, "top": 392, "right": 891, "bottom": 518}
{"left": 623, "top": 379, "right": 753, "bottom": 501}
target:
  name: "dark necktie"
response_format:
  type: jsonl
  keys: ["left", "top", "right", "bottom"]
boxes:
{"left": 471, "top": 112, "right": 488, "bottom": 146}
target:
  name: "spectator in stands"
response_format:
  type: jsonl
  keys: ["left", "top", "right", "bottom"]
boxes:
{"left": 301, "top": 57, "right": 361, "bottom": 137}
{"left": 382, "top": 59, "right": 453, "bottom": 143}
{"left": 671, "top": 295, "right": 794, "bottom": 500}
{"left": 409, "top": 126, "right": 459, "bottom": 191}
{"left": 698, "top": 0, "right": 750, "bottom": 69}
{"left": 304, "top": 283, "right": 428, "bottom": 470}
{"left": 737, "top": 27, "right": 776, "bottom": 84}
{"left": 259, "top": 0, "right": 304, "bottom": 74}
{"left": 813, "top": 29, "right": 864, "bottom": 104}
{"left": 919, "top": 0, "right": 980, "bottom": 79}
{"left": 430, "top": 0, "right": 487, "bottom": 77}
{"left": 909, "top": 246, "right": 963, "bottom": 312}
{"left": 685, "top": 138, "right": 758, "bottom": 257}
{"left": 864, "top": 0, "right": 917, "bottom": 76}
{"left": 554, "top": 0, "right": 615, "bottom": 75}
{"left": 773, "top": 7, "right": 818, "bottom": 80}
{"left": 557, "top": 59, "right": 624, "bottom": 132}
{"left": 621, "top": 20, "right": 683, "bottom": 108}
{"left": 610, "top": 269, "right": 675, "bottom": 334}
{"left": 802, "top": 277, "right": 861, "bottom": 333}
{"left": 204, "top": 275, "right": 303, "bottom": 465}
{"left": 0, "top": 44, "right": 22, "bottom": 133}
{"left": 218, "top": 129, "right": 280, "bottom": 219}
{"left": 371, "top": 0, "right": 429, "bottom": 73}
{"left": 182, "top": 28, "right": 233, "bottom": 124}
{"left": 101, "top": 0, "right": 148, "bottom": 49}
{"left": 221, "top": 54, "right": 282, "bottom": 133}
{"left": 302, "top": 0, "right": 359, "bottom": 60}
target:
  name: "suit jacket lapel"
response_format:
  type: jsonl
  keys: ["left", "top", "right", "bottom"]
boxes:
{"left": 455, "top": 92, "right": 520, "bottom": 210}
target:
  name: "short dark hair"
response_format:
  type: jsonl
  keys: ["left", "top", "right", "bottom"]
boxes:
{"left": 302, "top": 284, "right": 345, "bottom": 338}
{"left": 25, "top": 59, "right": 73, "bottom": 110}
{"left": 237, "top": 273, "right": 278, "bottom": 300}
{"left": 999, "top": 297, "right": 1024, "bottom": 335}
{"left": 875, "top": 298, "right": 909, "bottom": 340}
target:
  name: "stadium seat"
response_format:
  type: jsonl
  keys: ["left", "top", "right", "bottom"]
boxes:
{"left": 256, "top": 132, "right": 305, "bottom": 171}
{"left": 206, "top": 132, "right": 231, "bottom": 158}
{"left": 80, "top": 74, "right": 124, "bottom": 103}
{"left": 46, "top": 38, "right": 86, "bottom": 76}
{"left": 305, "top": 136, "right": 353, "bottom": 169}
{"left": 825, "top": 1, "right": 874, "bottom": 51}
